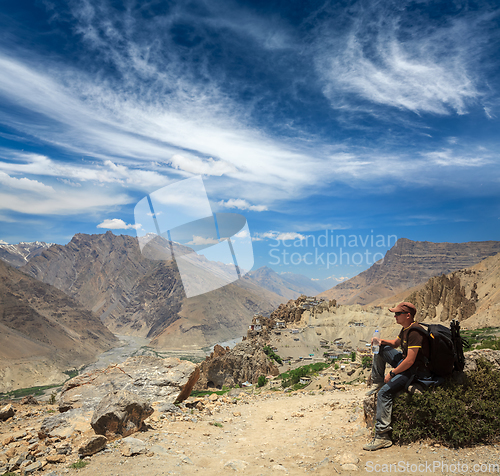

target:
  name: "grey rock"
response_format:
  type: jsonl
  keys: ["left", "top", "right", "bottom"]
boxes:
{"left": 8, "top": 455, "right": 27, "bottom": 471}
{"left": 157, "top": 402, "right": 182, "bottom": 414}
{"left": 59, "top": 356, "right": 199, "bottom": 413}
{"left": 223, "top": 460, "right": 249, "bottom": 471}
{"left": 21, "top": 461, "right": 43, "bottom": 475}
{"left": 78, "top": 435, "right": 107, "bottom": 456}
{"left": 464, "top": 349, "right": 500, "bottom": 372}
{"left": 56, "top": 444, "right": 72, "bottom": 455}
{"left": 341, "top": 463, "right": 359, "bottom": 471}
{"left": 121, "top": 436, "right": 147, "bottom": 457}
{"left": 91, "top": 390, "right": 153, "bottom": 438}
{"left": 363, "top": 394, "right": 376, "bottom": 428}
{"left": 0, "top": 404, "right": 15, "bottom": 421}
{"left": 39, "top": 410, "right": 79, "bottom": 439}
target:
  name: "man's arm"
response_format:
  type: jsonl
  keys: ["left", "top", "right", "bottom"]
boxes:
{"left": 379, "top": 337, "right": 401, "bottom": 348}
{"left": 383, "top": 348, "right": 418, "bottom": 383}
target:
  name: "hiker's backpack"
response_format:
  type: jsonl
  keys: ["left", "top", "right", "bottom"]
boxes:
{"left": 408, "top": 320, "right": 470, "bottom": 377}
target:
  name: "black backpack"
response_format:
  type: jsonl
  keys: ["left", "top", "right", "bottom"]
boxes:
{"left": 408, "top": 320, "right": 470, "bottom": 377}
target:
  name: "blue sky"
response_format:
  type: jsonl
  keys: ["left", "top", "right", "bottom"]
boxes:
{"left": 0, "top": 0, "right": 499, "bottom": 282}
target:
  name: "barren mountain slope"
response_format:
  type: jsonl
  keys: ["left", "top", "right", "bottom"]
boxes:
{"left": 404, "top": 252, "right": 500, "bottom": 328}
{"left": 319, "top": 238, "right": 500, "bottom": 305}
{"left": 22, "top": 232, "right": 285, "bottom": 349}
{"left": 0, "top": 260, "right": 117, "bottom": 392}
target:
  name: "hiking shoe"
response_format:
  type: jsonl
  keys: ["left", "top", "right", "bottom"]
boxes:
{"left": 365, "top": 382, "right": 384, "bottom": 396}
{"left": 363, "top": 436, "right": 393, "bottom": 451}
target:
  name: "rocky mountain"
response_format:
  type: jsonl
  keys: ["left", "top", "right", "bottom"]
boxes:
{"left": 404, "top": 251, "right": 500, "bottom": 328}
{"left": 0, "top": 259, "right": 117, "bottom": 392}
{"left": 246, "top": 267, "right": 326, "bottom": 300}
{"left": 319, "top": 238, "right": 500, "bottom": 306}
{"left": 0, "top": 241, "right": 53, "bottom": 268}
{"left": 22, "top": 232, "right": 285, "bottom": 350}
{"left": 194, "top": 340, "right": 279, "bottom": 390}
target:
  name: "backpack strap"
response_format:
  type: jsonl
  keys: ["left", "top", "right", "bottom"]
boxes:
{"left": 406, "top": 324, "right": 430, "bottom": 369}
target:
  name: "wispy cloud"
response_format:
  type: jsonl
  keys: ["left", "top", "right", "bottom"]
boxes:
{"left": 0, "top": 151, "right": 169, "bottom": 189}
{"left": 315, "top": 4, "right": 483, "bottom": 116}
{"left": 255, "top": 231, "right": 307, "bottom": 242}
{"left": 422, "top": 149, "right": 491, "bottom": 167}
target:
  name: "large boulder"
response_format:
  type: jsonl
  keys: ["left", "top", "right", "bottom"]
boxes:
{"left": 0, "top": 404, "right": 15, "bottom": 421}
{"left": 59, "top": 356, "right": 199, "bottom": 412}
{"left": 195, "top": 340, "right": 279, "bottom": 390}
{"left": 91, "top": 390, "right": 153, "bottom": 438}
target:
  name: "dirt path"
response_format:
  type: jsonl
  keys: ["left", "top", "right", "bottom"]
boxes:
{"left": 2, "top": 383, "right": 499, "bottom": 476}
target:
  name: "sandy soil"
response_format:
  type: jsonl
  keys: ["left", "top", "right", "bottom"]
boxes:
{"left": 1, "top": 382, "right": 499, "bottom": 476}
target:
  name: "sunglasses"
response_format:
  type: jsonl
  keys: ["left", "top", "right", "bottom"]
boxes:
{"left": 394, "top": 312, "right": 407, "bottom": 316}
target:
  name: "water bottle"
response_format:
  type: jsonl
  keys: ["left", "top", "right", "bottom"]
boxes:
{"left": 372, "top": 329, "right": 380, "bottom": 354}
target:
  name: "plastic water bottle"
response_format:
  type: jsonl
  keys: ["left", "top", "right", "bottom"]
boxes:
{"left": 372, "top": 329, "right": 380, "bottom": 354}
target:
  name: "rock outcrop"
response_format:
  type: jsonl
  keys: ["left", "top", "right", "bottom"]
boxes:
{"left": 320, "top": 238, "right": 500, "bottom": 305}
{"left": 268, "top": 295, "right": 336, "bottom": 326}
{"left": 91, "top": 390, "right": 153, "bottom": 438}
{"left": 58, "top": 356, "right": 200, "bottom": 413}
{"left": 407, "top": 272, "right": 477, "bottom": 322}
{"left": 38, "top": 356, "right": 199, "bottom": 442}
{"left": 195, "top": 340, "right": 279, "bottom": 389}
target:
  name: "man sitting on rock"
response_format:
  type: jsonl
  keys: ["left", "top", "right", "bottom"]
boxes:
{"left": 363, "top": 302, "right": 430, "bottom": 451}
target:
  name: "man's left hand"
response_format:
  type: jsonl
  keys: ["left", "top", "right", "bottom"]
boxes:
{"left": 384, "top": 372, "right": 392, "bottom": 383}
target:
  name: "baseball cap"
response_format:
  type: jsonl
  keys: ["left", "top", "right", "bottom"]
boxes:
{"left": 389, "top": 302, "right": 416, "bottom": 316}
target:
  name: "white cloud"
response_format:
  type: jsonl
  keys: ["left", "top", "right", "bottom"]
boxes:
{"left": 97, "top": 219, "right": 140, "bottom": 230}
{"left": 325, "top": 275, "right": 350, "bottom": 282}
{"left": 218, "top": 198, "right": 268, "bottom": 212}
{"left": 316, "top": 11, "right": 481, "bottom": 115}
{"left": 0, "top": 171, "right": 54, "bottom": 193}
{"left": 235, "top": 229, "right": 250, "bottom": 239}
{"left": 170, "top": 154, "right": 237, "bottom": 176}
{"left": 186, "top": 235, "right": 220, "bottom": 246}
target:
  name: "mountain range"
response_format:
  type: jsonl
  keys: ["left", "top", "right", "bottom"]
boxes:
{"left": 0, "top": 241, "right": 53, "bottom": 268}
{"left": 319, "top": 238, "right": 500, "bottom": 306}
{"left": 3, "top": 232, "right": 500, "bottom": 392}
{"left": 20, "top": 232, "right": 292, "bottom": 349}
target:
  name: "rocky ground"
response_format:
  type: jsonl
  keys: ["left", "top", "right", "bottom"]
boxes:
{"left": 1, "top": 382, "right": 500, "bottom": 476}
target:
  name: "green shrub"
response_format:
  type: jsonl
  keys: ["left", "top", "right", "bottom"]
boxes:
{"left": 350, "top": 352, "right": 356, "bottom": 362}
{"left": 70, "top": 460, "right": 89, "bottom": 469}
{"left": 362, "top": 355, "right": 373, "bottom": 369}
{"left": 257, "top": 375, "right": 266, "bottom": 387}
{"left": 263, "top": 346, "right": 282, "bottom": 365}
{"left": 280, "top": 362, "right": 329, "bottom": 388}
{"left": 392, "top": 359, "right": 500, "bottom": 447}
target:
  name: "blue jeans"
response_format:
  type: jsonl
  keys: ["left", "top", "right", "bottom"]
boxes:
{"left": 371, "top": 345, "right": 431, "bottom": 436}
